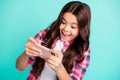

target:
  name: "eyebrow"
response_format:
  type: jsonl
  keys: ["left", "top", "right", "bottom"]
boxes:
{"left": 62, "top": 17, "right": 78, "bottom": 25}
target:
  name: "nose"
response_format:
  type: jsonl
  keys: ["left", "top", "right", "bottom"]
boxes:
{"left": 64, "top": 24, "right": 70, "bottom": 31}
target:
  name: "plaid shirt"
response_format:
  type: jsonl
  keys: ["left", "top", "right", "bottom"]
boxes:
{"left": 27, "top": 30, "right": 90, "bottom": 80}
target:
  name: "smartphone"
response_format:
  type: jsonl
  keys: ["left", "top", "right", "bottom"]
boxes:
{"left": 38, "top": 44, "right": 52, "bottom": 59}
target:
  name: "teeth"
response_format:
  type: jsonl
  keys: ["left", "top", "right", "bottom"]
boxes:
{"left": 62, "top": 32, "right": 70, "bottom": 36}
{"left": 63, "top": 33, "right": 68, "bottom": 36}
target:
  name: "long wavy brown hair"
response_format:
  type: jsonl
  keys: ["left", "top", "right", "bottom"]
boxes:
{"left": 32, "top": 1, "right": 91, "bottom": 79}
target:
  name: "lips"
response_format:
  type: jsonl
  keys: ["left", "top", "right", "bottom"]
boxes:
{"left": 61, "top": 31, "right": 70, "bottom": 38}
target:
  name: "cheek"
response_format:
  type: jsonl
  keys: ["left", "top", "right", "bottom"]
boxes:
{"left": 59, "top": 24, "right": 62, "bottom": 30}
{"left": 73, "top": 30, "right": 79, "bottom": 37}
{"left": 59, "top": 25, "right": 64, "bottom": 32}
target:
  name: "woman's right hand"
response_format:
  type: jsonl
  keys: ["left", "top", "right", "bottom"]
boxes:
{"left": 25, "top": 37, "right": 43, "bottom": 57}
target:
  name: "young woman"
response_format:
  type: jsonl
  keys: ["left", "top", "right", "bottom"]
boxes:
{"left": 16, "top": 1, "right": 91, "bottom": 80}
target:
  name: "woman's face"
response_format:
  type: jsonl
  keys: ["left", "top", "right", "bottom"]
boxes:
{"left": 59, "top": 12, "right": 79, "bottom": 42}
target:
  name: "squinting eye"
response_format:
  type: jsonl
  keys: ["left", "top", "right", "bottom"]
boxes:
{"left": 61, "top": 21, "right": 66, "bottom": 24}
{"left": 71, "top": 26, "right": 76, "bottom": 29}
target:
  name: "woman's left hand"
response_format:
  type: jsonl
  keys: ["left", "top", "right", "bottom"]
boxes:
{"left": 45, "top": 49, "right": 63, "bottom": 72}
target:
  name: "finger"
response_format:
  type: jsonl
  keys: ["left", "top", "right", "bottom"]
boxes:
{"left": 29, "top": 37, "right": 38, "bottom": 45}
{"left": 25, "top": 47, "right": 41, "bottom": 55}
{"left": 46, "top": 62, "right": 55, "bottom": 70}
{"left": 50, "top": 49, "right": 58, "bottom": 57}
{"left": 25, "top": 47, "right": 42, "bottom": 56}
{"left": 46, "top": 58, "right": 55, "bottom": 64}
{"left": 35, "top": 39, "right": 41, "bottom": 44}
{"left": 50, "top": 49, "right": 63, "bottom": 57}
{"left": 46, "top": 58, "right": 61, "bottom": 71}
{"left": 46, "top": 58, "right": 58, "bottom": 67}
{"left": 25, "top": 43, "right": 41, "bottom": 53}
{"left": 46, "top": 55, "right": 62, "bottom": 65}
{"left": 29, "top": 38, "right": 42, "bottom": 49}
{"left": 26, "top": 51, "right": 41, "bottom": 57}
{"left": 48, "top": 54, "right": 58, "bottom": 60}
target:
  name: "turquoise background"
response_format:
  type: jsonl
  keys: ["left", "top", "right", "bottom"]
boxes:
{"left": 0, "top": 0, "right": 120, "bottom": 80}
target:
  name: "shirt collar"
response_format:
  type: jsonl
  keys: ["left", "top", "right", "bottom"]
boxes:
{"left": 53, "top": 37, "right": 74, "bottom": 47}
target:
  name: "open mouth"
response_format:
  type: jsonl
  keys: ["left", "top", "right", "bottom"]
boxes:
{"left": 61, "top": 31, "right": 71, "bottom": 39}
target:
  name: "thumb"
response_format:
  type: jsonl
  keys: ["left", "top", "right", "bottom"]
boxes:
{"left": 36, "top": 39, "right": 42, "bottom": 44}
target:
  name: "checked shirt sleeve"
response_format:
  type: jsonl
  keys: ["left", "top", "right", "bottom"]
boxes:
{"left": 70, "top": 49, "right": 90, "bottom": 80}
{"left": 27, "top": 29, "right": 48, "bottom": 66}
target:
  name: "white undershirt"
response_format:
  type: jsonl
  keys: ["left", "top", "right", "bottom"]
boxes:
{"left": 40, "top": 40, "right": 64, "bottom": 80}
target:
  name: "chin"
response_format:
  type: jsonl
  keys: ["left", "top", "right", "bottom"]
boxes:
{"left": 60, "top": 35, "right": 71, "bottom": 42}
{"left": 61, "top": 38, "right": 69, "bottom": 42}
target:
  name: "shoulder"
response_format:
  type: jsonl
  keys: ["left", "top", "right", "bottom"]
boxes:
{"left": 84, "top": 48, "right": 90, "bottom": 56}
{"left": 38, "top": 29, "right": 48, "bottom": 36}
{"left": 34, "top": 29, "right": 49, "bottom": 40}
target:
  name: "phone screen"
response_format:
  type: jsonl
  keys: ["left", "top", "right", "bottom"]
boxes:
{"left": 39, "top": 45, "right": 52, "bottom": 59}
